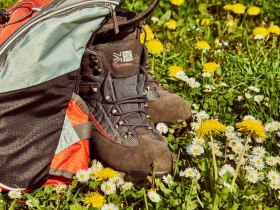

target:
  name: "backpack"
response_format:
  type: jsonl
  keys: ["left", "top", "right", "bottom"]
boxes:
{"left": 0, "top": 0, "right": 124, "bottom": 190}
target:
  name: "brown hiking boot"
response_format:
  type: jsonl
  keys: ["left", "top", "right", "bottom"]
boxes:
{"left": 92, "top": 10, "right": 192, "bottom": 125}
{"left": 79, "top": 29, "right": 175, "bottom": 179}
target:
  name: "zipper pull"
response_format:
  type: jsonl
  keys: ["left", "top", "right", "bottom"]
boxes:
{"left": 109, "top": 4, "right": 119, "bottom": 34}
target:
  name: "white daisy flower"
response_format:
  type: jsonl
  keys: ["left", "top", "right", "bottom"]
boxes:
{"left": 8, "top": 190, "right": 22, "bottom": 199}
{"left": 101, "top": 203, "right": 119, "bottom": 210}
{"left": 245, "top": 92, "right": 252, "bottom": 99}
{"left": 185, "top": 77, "right": 195, "bottom": 84}
{"left": 196, "top": 111, "right": 210, "bottom": 121}
{"left": 91, "top": 160, "right": 104, "bottom": 172}
{"left": 250, "top": 156, "right": 265, "bottom": 170}
{"left": 175, "top": 71, "right": 186, "bottom": 80}
{"left": 110, "top": 177, "right": 124, "bottom": 187}
{"left": 268, "top": 170, "right": 280, "bottom": 184}
{"left": 122, "top": 182, "right": 133, "bottom": 191}
{"left": 215, "top": 149, "right": 223, "bottom": 157}
{"left": 180, "top": 75, "right": 190, "bottom": 82}
{"left": 25, "top": 198, "right": 39, "bottom": 208}
{"left": 216, "top": 49, "right": 222, "bottom": 53}
{"left": 245, "top": 166, "right": 258, "bottom": 173}
{"left": 248, "top": 86, "right": 260, "bottom": 93}
{"left": 193, "top": 168, "right": 201, "bottom": 180}
{"left": 54, "top": 184, "right": 67, "bottom": 194}
{"left": 189, "top": 81, "right": 201, "bottom": 88}
{"left": 223, "top": 41, "right": 229, "bottom": 46}
{"left": 186, "top": 144, "right": 204, "bottom": 156}
{"left": 230, "top": 142, "right": 244, "bottom": 154}
{"left": 254, "top": 95, "right": 264, "bottom": 103}
{"left": 246, "top": 172, "right": 259, "bottom": 183}
{"left": 226, "top": 125, "right": 235, "bottom": 132}
{"left": 254, "top": 35, "right": 266, "bottom": 40}
{"left": 147, "top": 190, "right": 161, "bottom": 203}
{"left": 162, "top": 174, "right": 174, "bottom": 185}
{"left": 101, "top": 181, "right": 117, "bottom": 195}
{"left": 180, "top": 168, "right": 197, "bottom": 178}
{"left": 274, "top": 121, "right": 280, "bottom": 129}
{"left": 190, "top": 122, "right": 200, "bottom": 131}
{"left": 156, "top": 122, "right": 168, "bottom": 134}
{"left": 218, "top": 164, "right": 235, "bottom": 177}
{"left": 191, "top": 137, "right": 205, "bottom": 145}
{"left": 202, "top": 72, "right": 211, "bottom": 78}
{"left": 237, "top": 95, "right": 244, "bottom": 101}
{"left": 269, "top": 182, "right": 280, "bottom": 190}
{"left": 265, "top": 122, "right": 279, "bottom": 133}
{"left": 75, "top": 169, "right": 90, "bottom": 183}
{"left": 252, "top": 146, "right": 266, "bottom": 157}
{"left": 258, "top": 172, "right": 265, "bottom": 181}
{"left": 255, "top": 137, "right": 265, "bottom": 143}
{"left": 243, "top": 115, "right": 256, "bottom": 120}
{"left": 225, "top": 131, "right": 237, "bottom": 140}
{"left": 266, "top": 156, "right": 278, "bottom": 166}
{"left": 151, "top": 17, "right": 159, "bottom": 23}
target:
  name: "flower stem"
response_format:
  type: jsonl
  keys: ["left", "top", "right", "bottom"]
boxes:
{"left": 151, "top": 55, "right": 155, "bottom": 74}
{"left": 210, "top": 136, "right": 218, "bottom": 182}
{"left": 230, "top": 135, "right": 250, "bottom": 191}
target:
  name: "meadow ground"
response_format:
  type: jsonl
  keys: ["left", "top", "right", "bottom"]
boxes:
{"left": 0, "top": 0, "right": 280, "bottom": 209}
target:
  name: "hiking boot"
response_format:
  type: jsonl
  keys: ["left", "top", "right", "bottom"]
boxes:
{"left": 90, "top": 10, "right": 192, "bottom": 125}
{"left": 79, "top": 31, "right": 175, "bottom": 179}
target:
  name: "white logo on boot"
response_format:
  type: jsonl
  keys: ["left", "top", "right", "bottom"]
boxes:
{"left": 113, "top": 50, "right": 133, "bottom": 63}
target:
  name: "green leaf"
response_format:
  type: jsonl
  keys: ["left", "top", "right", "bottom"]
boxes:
{"left": 69, "top": 204, "right": 84, "bottom": 210}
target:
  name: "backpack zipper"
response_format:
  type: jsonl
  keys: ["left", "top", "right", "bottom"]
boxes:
{"left": 0, "top": 0, "right": 122, "bottom": 56}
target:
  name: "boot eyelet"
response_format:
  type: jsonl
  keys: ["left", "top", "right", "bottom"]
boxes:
{"left": 148, "top": 126, "right": 153, "bottom": 130}
{"left": 123, "top": 134, "right": 128, "bottom": 139}
{"left": 118, "top": 121, "right": 124, "bottom": 126}
{"left": 114, "top": 125, "right": 119, "bottom": 129}
{"left": 111, "top": 109, "right": 117, "bottom": 114}
{"left": 89, "top": 83, "right": 100, "bottom": 93}
{"left": 146, "top": 115, "right": 151, "bottom": 119}
{"left": 144, "top": 104, "right": 149, "bottom": 108}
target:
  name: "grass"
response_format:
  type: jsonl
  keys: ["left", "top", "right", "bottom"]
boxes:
{"left": 1, "top": 0, "right": 280, "bottom": 209}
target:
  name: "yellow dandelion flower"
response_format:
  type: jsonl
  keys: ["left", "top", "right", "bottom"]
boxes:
{"left": 168, "top": 65, "right": 183, "bottom": 77}
{"left": 236, "top": 119, "right": 267, "bottom": 139}
{"left": 203, "top": 62, "right": 220, "bottom": 74}
{"left": 195, "top": 41, "right": 210, "bottom": 50}
{"left": 247, "top": 6, "right": 261, "bottom": 16}
{"left": 224, "top": 4, "right": 234, "bottom": 11}
{"left": 253, "top": 26, "right": 269, "bottom": 39}
{"left": 170, "top": 0, "right": 184, "bottom": 6}
{"left": 201, "top": 18, "right": 211, "bottom": 26}
{"left": 268, "top": 25, "right": 280, "bottom": 34}
{"left": 83, "top": 192, "right": 105, "bottom": 209}
{"left": 165, "top": 19, "right": 177, "bottom": 30}
{"left": 197, "top": 119, "right": 226, "bottom": 138}
{"left": 140, "top": 25, "right": 154, "bottom": 43}
{"left": 145, "top": 39, "right": 164, "bottom": 55}
{"left": 231, "top": 3, "right": 246, "bottom": 14}
{"left": 93, "top": 168, "right": 119, "bottom": 181}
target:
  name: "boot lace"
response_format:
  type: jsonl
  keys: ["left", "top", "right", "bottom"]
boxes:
{"left": 85, "top": 49, "right": 152, "bottom": 138}
{"left": 0, "top": 2, "right": 40, "bottom": 28}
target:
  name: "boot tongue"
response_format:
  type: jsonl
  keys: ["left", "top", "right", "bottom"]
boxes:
{"left": 97, "top": 39, "right": 147, "bottom": 132}
{"left": 97, "top": 39, "right": 142, "bottom": 78}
